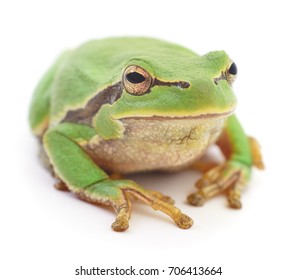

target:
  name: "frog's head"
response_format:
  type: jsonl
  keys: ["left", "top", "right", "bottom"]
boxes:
{"left": 94, "top": 39, "right": 237, "bottom": 140}
{"left": 110, "top": 49, "right": 237, "bottom": 121}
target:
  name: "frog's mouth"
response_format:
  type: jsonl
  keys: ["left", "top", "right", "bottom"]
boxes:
{"left": 120, "top": 110, "right": 234, "bottom": 121}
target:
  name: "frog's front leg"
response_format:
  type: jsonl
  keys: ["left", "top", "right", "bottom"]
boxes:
{"left": 188, "top": 115, "right": 264, "bottom": 209}
{"left": 44, "top": 123, "right": 193, "bottom": 231}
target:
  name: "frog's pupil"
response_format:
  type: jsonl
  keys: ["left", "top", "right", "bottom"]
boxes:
{"left": 228, "top": 62, "right": 237, "bottom": 75}
{"left": 126, "top": 72, "right": 146, "bottom": 84}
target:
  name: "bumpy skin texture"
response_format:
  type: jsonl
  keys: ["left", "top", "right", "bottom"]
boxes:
{"left": 29, "top": 37, "right": 263, "bottom": 231}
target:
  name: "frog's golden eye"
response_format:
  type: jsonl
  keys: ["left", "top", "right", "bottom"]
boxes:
{"left": 123, "top": 65, "right": 153, "bottom": 95}
{"left": 226, "top": 62, "right": 237, "bottom": 85}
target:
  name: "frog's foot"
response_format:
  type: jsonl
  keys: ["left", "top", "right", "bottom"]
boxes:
{"left": 187, "top": 161, "right": 250, "bottom": 209}
{"left": 79, "top": 179, "right": 192, "bottom": 231}
{"left": 54, "top": 180, "right": 69, "bottom": 191}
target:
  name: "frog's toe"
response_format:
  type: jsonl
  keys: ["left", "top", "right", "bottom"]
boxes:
{"left": 112, "top": 216, "right": 129, "bottom": 232}
{"left": 141, "top": 190, "right": 193, "bottom": 229}
{"left": 228, "top": 199, "right": 242, "bottom": 209}
{"left": 175, "top": 213, "right": 194, "bottom": 229}
{"left": 111, "top": 205, "right": 131, "bottom": 232}
{"left": 163, "top": 196, "right": 175, "bottom": 205}
{"left": 54, "top": 180, "right": 69, "bottom": 191}
{"left": 227, "top": 190, "right": 242, "bottom": 209}
{"left": 112, "top": 219, "right": 129, "bottom": 232}
{"left": 187, "top": 192, "right": 206, "bottom": 206}
{"left": 149, "top": 190, "right": 175, "bottom": 205}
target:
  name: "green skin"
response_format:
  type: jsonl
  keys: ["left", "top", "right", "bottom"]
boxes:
{"left": 29, "top": 37, "right": 262, "bottom": 231}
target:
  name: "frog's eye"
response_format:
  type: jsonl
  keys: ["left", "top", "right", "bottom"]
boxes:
{"left": 123, "top": 65, "right": 153, "bottom": 95}
{"left": 226, "top": 62, "right": 237, "bottom": 85}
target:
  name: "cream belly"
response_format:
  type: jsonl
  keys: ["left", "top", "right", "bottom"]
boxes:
{"left": 84, "top": 117, "right": 226, "bottom": 173}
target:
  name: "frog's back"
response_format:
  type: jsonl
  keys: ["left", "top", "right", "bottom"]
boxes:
{"left": 29, "top": 37, "right": 199, "bottom": 136}
{"left": 29, "top": 51, "right": 70, "bottom": 136}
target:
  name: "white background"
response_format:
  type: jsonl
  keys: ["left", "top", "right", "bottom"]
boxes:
{"left": 1, "top": 0, "right": 295, "bottom": 279}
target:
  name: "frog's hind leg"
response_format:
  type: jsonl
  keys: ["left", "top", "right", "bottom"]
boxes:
{"left": 44, "top": 123, "right": 193, "bottom": 231}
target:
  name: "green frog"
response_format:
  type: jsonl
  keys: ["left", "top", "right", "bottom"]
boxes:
{"left": 29, "top": 37, "right": 264, "bottom": 231}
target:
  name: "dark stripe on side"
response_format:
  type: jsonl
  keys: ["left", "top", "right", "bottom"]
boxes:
{"left": 61, "top": 78, "right": 190, "bottom": 125}
{"left": 153, "top": 78, "right": 190, "bottom": 89}
{"left": 61, "top": 82, "right": 122, "bottom": 125}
